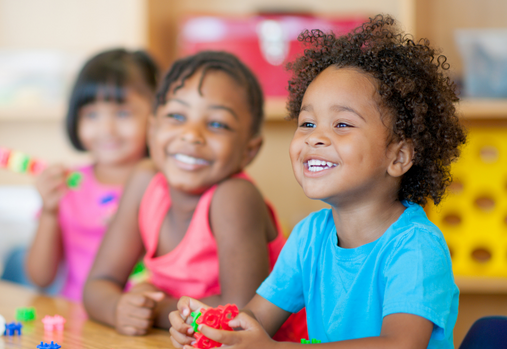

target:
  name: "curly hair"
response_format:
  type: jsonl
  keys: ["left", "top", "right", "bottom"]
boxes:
{"left": 156, "top": 51, "right": 264, "bottom": 136}
{"left": 287, "top": 14, "right": 467, "bottom": 206}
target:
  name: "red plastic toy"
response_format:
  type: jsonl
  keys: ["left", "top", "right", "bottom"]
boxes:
{"left": 192, "top": 304, "right": 239, "bottom": 348}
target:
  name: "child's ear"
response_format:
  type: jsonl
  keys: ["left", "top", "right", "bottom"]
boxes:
{"left": 240, "top": 135, "right": 263, "bottom": 169}
{"left": 387, "top": 139, "right": 414, "bottom": 178}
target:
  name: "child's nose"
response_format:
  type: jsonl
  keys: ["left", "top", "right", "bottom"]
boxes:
{"left": 100, "top": 114, "right": 117, "bottom": 136}
{"left": 181, "top": 124, "right": 205, "bottom": 145}
{"left": 306, "top": 128, "right": 331, "bottom": 147}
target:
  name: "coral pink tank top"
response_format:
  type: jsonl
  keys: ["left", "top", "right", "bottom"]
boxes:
{"left": 138, "top": 172, "right": 286, "bottom": 299}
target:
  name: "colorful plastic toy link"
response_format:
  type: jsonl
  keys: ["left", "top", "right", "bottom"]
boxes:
{"left": 41, "top": 315, "right": 66, "bottom": 331}
{"left": 16, "top": 307, "right": 36, "bottom": 321}
{"left": 3, "top": 322, "right": 22, "bottom": 336}
{"left": 301, "top": 338, "right": 322, "bottom": 344}
{"left": 0, "top": 146, "right": 83, "bottom": 189}
{"left": 191, "top": 304, "right": 239, "bottom": 349}
{"left": 37, "top": 341, "right": 61, "bottom": 349}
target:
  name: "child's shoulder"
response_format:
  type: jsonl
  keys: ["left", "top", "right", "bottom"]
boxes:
{"left": 123, "top": 159, "right": 159, "bottom": 199}
{"left": 382, "top": 203, "right": 451, "bottom": 263}
{"left": 211, "top": 175, "right": 267, "bottom": 215}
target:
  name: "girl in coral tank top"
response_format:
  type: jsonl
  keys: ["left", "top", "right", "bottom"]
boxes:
{"left": 83, "top": 51, "right": 306, "bottom": 341}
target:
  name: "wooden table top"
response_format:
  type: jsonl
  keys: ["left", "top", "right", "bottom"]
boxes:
{"left": 0, "top": 281, "right": 176, "bottom": 349}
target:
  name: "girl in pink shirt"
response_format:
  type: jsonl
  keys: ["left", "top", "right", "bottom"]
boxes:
{"left": 83, "top": 51, "right": 307, "bottom": 341}
{"left": 26, "top": 48, "right": 159, "bottom": 302}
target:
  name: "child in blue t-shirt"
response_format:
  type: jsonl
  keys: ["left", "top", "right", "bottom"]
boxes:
{"left": 169, "top": 15, "right": 466, "bottom": 349}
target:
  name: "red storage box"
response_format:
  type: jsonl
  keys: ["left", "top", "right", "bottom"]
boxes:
{"left": 178, "top": 15, "right": 367, "bottom": 97}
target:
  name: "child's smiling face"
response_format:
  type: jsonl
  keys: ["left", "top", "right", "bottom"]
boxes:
{"left": 290, "top": 66, "right": 402, "bottom": 206}
{"left": 150, "top": 69, "right": 261, "bottom": 194}
{"left": 78, "top": 89, "right": 150, "bottom": 166}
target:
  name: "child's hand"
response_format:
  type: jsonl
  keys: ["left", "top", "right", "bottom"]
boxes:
{"left": 35, "top": 164, "right": 68, "bottom": 214}
{"left": 115, "top": 291, "right": 165, "bottom": 336}
{"left": 191, "top": 312, "right": 275, "bottom": 349}
{"left": 169, "top": 297, "right": 210, "bottom": 348}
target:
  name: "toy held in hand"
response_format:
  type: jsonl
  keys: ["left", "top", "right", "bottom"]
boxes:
{"left": 0, "top": 146, "right": 83, "bottom": 189}
{"left": 191, "top": 304, "right": 239, "bottom": 349}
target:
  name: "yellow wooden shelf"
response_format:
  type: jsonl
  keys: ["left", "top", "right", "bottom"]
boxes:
{"left": 456, "top": 276, "right": 507, "bottom": 294}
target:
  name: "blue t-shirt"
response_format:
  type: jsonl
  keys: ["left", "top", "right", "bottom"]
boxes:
{"left": 257, "top": 202, "right": 459, "bottom": 348}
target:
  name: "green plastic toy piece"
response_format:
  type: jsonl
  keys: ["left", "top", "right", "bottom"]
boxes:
{"left": 66, "top": 171, "right": 83, "bottom": 189}
{"left": 16, "top": 307, "right": 36, "bottom": 321}
{"left": 131, "top": 261, "right": 146, "bottom": 276}
{"left": 191, "top": 311, "right": 202, "bottom": 333}
{"left": 301, "top": 338, "right": 321, "bottom": 344}
{"left": 9, "top": 152, "right": 30, "bottom": 173}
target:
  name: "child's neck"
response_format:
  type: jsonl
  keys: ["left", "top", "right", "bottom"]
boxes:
{"left": 167, "top": 185, "right": 202, "bottom": 222}
{"left": 331, "top": 198, "right": 406, "bottom": 249}
{"left": 93, "top": 162, "right": 138, "bottom": 186}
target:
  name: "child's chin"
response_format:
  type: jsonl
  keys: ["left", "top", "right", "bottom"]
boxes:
{"left": 303, "top": 189, "right": 326, "bottom": 201}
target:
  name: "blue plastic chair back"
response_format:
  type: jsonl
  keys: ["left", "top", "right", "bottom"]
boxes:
{"left": 459, "top": 316, "right": 507, "bottom": 349}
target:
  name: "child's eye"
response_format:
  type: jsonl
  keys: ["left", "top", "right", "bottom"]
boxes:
{"left": 300, "top": 122, "right": 316, "bottom": 128}
{"left": 166, "top": 113, "right": 185, "bottom": 122}
{"left": 209, "top": 121, "right": 230, "bottom": 130}
{"left": 336, "top": 122, "right": 351, "bottom": 128}
{"left": 82, "top": 111, "right": 98, "bottom": 119}
{"left": 117, "top": 110, "right": 131, "bottom": 118}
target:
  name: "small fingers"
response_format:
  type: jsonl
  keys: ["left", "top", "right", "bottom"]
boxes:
{"left": 228, "top": 312, "right": 258, "bottom": 330}
{"left": 129, "top": 294, "right": 157, "bottom": 308}
{"left": 144, "top": 291, "right": 165, "bottom": 302}
{"left": 169, "top": 326, "right": 195, "bottom": 347}
{"left": 128, "top": 305, "right": 154, "bottom": 320}
{"left": 199, "top": 325, "right": 237, "bottom": 346}
{"left": 170, "top": 335, "right": 185, "bottom": 349}
{"left": 169, "top": 310, "right": 194, "bottom": 335}
{"left": 177, "top": 296, "right": 206, "bottom": 319}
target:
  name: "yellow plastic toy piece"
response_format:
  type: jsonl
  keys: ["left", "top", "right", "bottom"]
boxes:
{"left": 426, "top": 128, "right": 507, "bottom": 277}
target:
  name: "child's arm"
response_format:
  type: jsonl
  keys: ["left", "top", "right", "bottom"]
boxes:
{"left": 206, "top": 177, "right": 274, "bottom": 305}
{"left": 170, "top": 295, "right": 433, "bottom": 349}
{"left": 83, "top": 160, "right": 162, "bottom": 335}
{"left": 139, "top": 177, "right": 279, "bottom": 329}
{"left": 26, "top": 165, "right": 67, "bottom": 287}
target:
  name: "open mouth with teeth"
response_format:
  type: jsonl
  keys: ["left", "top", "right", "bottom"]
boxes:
{"left": 174, "top": 153, "right": 210, "bottom": 166}
{"left": 306, "top": 159, "right": 338, "bottom": 172}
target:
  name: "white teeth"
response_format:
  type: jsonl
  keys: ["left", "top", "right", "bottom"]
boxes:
{"left": 174, "top": 153, "right": 209, "bottom": 165}
{"left": 306, "top": 159, "right": 337, "bottom": 172}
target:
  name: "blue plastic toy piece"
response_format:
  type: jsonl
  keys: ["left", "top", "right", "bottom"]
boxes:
{"left": 99, "top": 192, "right": 118, "bottom": 205}
{"left": 4, "top": 322, "right": 22, "bottom": 336}
{"left": 37, "top": 341, "right": 61, "bottom": 349}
